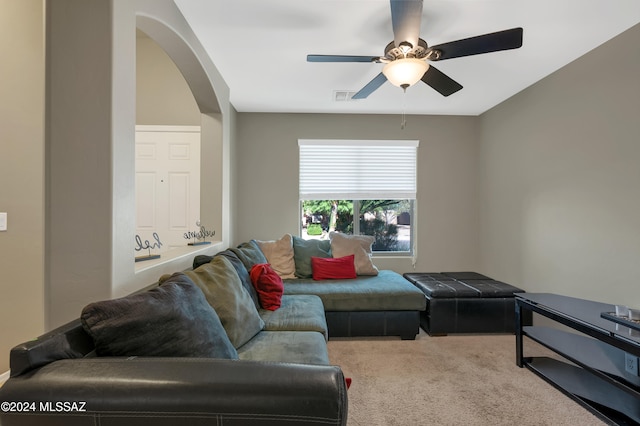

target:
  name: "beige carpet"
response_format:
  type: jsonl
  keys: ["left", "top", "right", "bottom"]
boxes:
{"left": 327, "top": 330, "right": 606, "bottom": 426}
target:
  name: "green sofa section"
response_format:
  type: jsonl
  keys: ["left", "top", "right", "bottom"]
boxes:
{"left": 237, "top": 331, "right": 330, "bottom": 365}
{"left": 284, "top": 270, "right": 426, "bottom": 312}
{"left": 260, "top": 294, "right": 329, "bottom": 340}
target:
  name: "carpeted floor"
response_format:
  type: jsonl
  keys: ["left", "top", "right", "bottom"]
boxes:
{"left": 327, "top": 330, "right": 606, "bottom": 426}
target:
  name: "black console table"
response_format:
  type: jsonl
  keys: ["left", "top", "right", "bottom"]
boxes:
{"left": 515, "top": 293, "right": 640, "bottom": 425}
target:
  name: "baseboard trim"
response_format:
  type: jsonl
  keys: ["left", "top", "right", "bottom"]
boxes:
{"left": 0, "top": 370, "right": 9, "bottom": 386}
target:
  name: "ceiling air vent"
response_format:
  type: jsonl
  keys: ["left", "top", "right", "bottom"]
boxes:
{"left": 333, "top": 91, "right": 357, "bottom": 102}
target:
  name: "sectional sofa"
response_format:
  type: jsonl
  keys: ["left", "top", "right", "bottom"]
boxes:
{"left": 0, "top": 234, "right": 426, "bottom": 425}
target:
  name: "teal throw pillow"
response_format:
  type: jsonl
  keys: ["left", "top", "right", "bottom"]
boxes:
{"left": 293, "top": 236, "right": 332, "bottom": 278}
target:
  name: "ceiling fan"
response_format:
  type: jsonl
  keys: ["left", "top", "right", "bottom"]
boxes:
{"left": 307, "top": 0, "right": 523, "bottom": 98}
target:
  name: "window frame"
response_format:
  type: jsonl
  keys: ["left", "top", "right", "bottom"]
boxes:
{"left": 298, "top": 139, "right": 418, "bottom": 257}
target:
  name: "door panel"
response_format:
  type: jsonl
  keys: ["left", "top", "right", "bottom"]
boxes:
{"left": 169, "top": 172, "right": 189, "bottom": 229}
{"left": 135, "top": 126, "right": 200, "bottom": 254}
{"left": 136, "top": 172, "right": 157, "bottom": 229}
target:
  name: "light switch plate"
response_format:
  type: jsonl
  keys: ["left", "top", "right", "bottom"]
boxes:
{"left": 0, "top": 212, "right": 6, "bottom": 231}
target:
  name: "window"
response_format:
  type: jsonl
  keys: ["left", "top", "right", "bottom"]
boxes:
{"left": 299, "top": 139, "right": 418, "bottom": 255}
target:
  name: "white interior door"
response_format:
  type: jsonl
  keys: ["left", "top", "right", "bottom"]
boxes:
{"left": 135, "top": 125, "right": 200, "bottom": 254}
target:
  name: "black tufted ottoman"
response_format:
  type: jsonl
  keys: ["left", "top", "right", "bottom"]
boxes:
{"left": 403, "top": 272, "right": 532, "bottom": 335}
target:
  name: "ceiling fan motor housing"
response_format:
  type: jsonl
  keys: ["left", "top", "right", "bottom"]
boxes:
{"left": 384, "top": 38, "right": 430, "bottom": 61}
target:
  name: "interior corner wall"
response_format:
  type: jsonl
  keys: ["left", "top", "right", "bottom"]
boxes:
{"left": 201, "top": 113, "right": 225, "bottom": 240}
{"left": 235, "top": 113, "right": 480, "bottom": 274}
{"left": 228, "top": 106, "right": 239, "bottom": 246}
{"left": 0, "top": 0, "right": 45, "bottom": 373}
{"left": 478, "top": 23, "right": 640, "bottom": 306}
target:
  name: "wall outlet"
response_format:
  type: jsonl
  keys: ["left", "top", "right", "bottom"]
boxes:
{"left": 625, "top": 353, "right": 639, "bottom": 376}
{"left": 0, "top": 212, "right": 6, "bottom": 231}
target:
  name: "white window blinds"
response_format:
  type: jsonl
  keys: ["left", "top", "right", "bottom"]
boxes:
{"left": 299, "top": 139, "right": 418, "bottom": 200}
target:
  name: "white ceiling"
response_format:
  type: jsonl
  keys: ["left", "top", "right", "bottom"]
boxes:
{"left": 174, "top": 0, "right": 640, "bottom": 116}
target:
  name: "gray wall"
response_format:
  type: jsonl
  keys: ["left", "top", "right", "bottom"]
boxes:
{"left": 235, "top": 113, "right": 481, "bottom": 273}
{"left": 0, "top": 0, "right": 45, "bottom": 373}
{"left": 46, "top": 0, "right": 115, "bottom": 329}
{"left": 136, "top": 33, "right": 200, "bottom": 125}
{"left": 478, "top": 23, "right": 640, "bottom": 306}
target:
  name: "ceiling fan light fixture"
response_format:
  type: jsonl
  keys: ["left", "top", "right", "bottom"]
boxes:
{"left": 382, "top": 58, "right": 429, "bottom": 89}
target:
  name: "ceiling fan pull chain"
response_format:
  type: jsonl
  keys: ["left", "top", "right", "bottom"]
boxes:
{"left": 401, "top": 90, "right": 407, "bottom": 129}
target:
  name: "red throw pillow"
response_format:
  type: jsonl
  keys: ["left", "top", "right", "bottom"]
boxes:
{"left": 249, "top": 263, "right": 284, "bottom": 311}
{"left": 311, "top": 255, "right": 357, "bottom": 280}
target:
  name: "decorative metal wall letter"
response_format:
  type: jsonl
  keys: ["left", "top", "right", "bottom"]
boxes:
{"left": 135, "top": 232, "right": 163, "bottom": 262}
{"left": 184, "top": 220, "right": 216, "bottom": 246}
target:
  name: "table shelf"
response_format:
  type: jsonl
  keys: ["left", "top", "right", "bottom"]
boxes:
{"left": 527, "top": 357, "right": 640, "bottom": 425}
{"left": 524, "top": 326, "right": 640, "bottom": 393}
{"left": 516, "top": 294, "right": 640, "bottom": 426}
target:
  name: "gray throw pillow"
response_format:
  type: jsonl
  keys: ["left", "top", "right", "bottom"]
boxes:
{"left": 216, "top": 249, "right": 261, "bottom": 310}
{"left": 80, "top": 274, "right": 238, "bottom": 359}
{"left": 183, "top": 255, "right": 265, "bottom": 348}
{"left": 292, "top": 236, "right": 332, "bottom": 278}
{"left": 193, "top": 254, "right": 214, "bottom": 270}
{"left": 230, "top": 240, "right": 268, "bottom": 271}
{"left": 192, "top": 251, "right": 260, "bottom": 310}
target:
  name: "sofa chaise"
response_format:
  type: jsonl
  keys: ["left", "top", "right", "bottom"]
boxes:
{"left": 250, "top": 233, "right": 426, "bottom": 340}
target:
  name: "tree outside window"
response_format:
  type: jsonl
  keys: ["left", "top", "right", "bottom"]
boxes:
{"left": 301, "top": 199, "right": 413, "bottom": 254}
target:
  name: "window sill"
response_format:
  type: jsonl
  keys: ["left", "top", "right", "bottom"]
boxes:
{"left": 372, "top": 253, "right": 413, "bottom": 258}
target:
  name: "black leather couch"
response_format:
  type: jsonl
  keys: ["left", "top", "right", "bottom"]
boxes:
{"left": 0, "top": 318, "right": 348, "bottom": 426}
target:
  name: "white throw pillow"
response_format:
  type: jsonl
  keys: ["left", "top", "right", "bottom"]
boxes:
{"left": 255, "top": 234, "right": 296, "bottom": 279}
{"left": 329, "top": 232, "right": 379, "bottom": 276}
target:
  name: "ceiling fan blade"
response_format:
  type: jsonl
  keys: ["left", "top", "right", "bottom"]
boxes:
{"left": 421, "top": 65, "right": 463, "bottom": 97}
{"left": 428, "top": 27, "right": 523, "bottom": 61}
{"left": 307, "top": 54, "right": 379, "bottom": 63}
{"left": 390, "top": 0, "right": 424, "bottom": 49}
{"left": 352, "top": 73, "right": 388, "bottom": 99}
